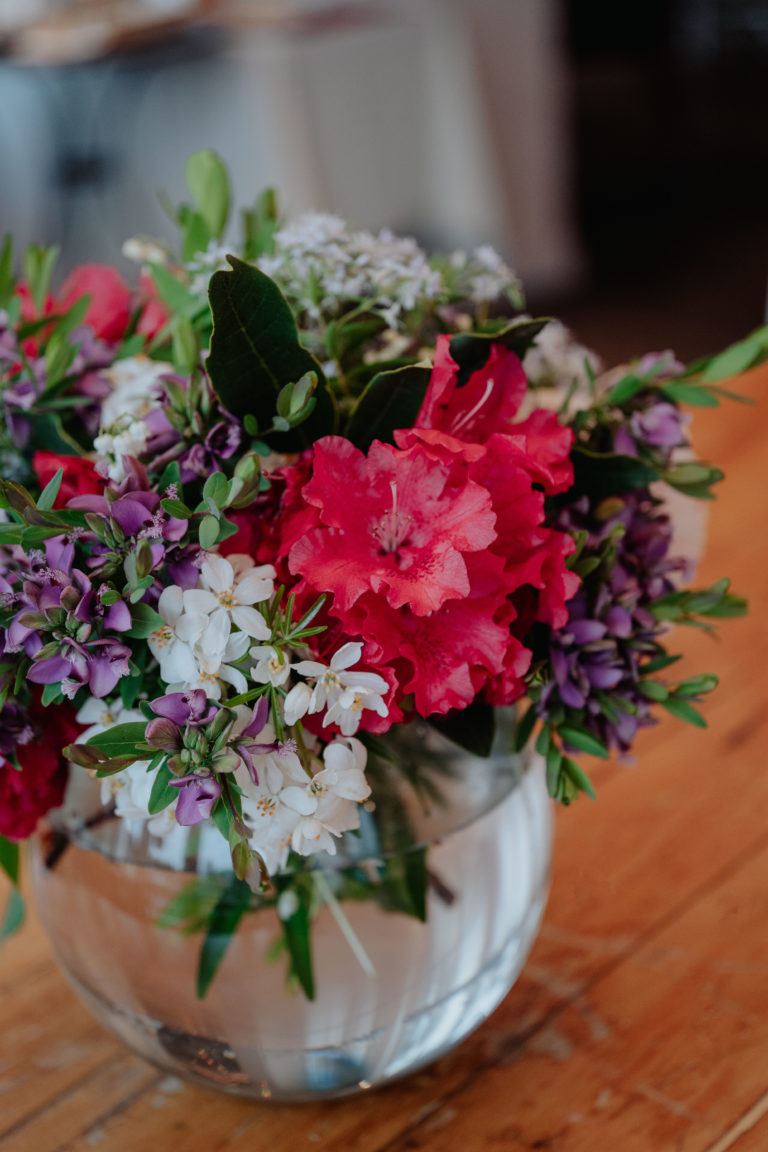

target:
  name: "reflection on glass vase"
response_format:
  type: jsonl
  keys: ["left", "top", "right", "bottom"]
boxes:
{"left": 31, "top": 714, "right": 552, "bottom": 1101}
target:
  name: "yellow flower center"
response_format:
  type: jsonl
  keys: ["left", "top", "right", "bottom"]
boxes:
{"left": 218, "top": 587, "right": 235, "bottom": 608}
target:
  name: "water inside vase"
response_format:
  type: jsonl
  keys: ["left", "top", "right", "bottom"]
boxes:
{"left": 31, "top": 734, "right": 552, "bottom": 1100}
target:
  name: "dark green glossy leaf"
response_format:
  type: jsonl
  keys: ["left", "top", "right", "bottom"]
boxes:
{"left": 207, "top": 258, "right": 332, "bottom": 450}
{"left": 346, "top": 363, "right": 431, "bottom": 450}
{"left": 571, "top": 447, "right": 659, "bottom": 498}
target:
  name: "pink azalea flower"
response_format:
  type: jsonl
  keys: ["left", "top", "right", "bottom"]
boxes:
{"left": 289, "top": 436, "right": 497, "bottom": 617}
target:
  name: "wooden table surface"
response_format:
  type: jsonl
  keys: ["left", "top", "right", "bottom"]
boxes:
{"left": 2, "top": 360, "right": 767, "bottom": 1152}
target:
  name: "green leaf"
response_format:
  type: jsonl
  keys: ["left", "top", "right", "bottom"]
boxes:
{"left": 427, "top": 696, "right": 496, "bottom": 758}
{"left": 449, "top": 318, "right": 549, "bottom": 383}
{"left": 326, "top": 309, "right": 387, "bottom": 366}
{"left": 698, "top": 328, "right": 768, "bottom": 383}
{"left": 41, "top": 682, "right": 64, "bottom": 706}
{"left": 157, "top": 875, "right": 229, "bottom": 934}
{"left": 1, "top": 887, "right": 24, "bottom": 940}
{"left": 196, "top": 876, "right": 253, "bottom": 999}
{"left": 663, "top": 696, "right": 707, "bottom": 728}
{"left": 659, "top": 382, "right": 719, "bottom": 407}
{"left": 571, "top": 447, "right": 659, "bottom": 498}
{"left": 147, "top": 761, "right": 179, "bottom": 815}
{"left": 186, "top": 150, "right": 231, "bottom": 239}
{"left": 0, "top": 835, "right": 19, "bottom": 885}
{"left": 277, "top": 879, "right": 316, "bottom": 1001}
{"left": 512, "top": 705, "right": 537, "bottom": 753}
{"left": 346, "top": 363, "right": 432, "bottom": 451}
{"left": 0, "top": 235, "right": 13, "bottom": 308}
{"left": 558, "top": 725, "right": 610, "bottom": 759}
{"left": 606, "top": 373, "right": 643, "bottom": 405}
{"left": 562, "top": 757, "right": 596, "bottom": 801}
{"left": 37, "top": 467, "right": 64, "bottom": 512}
{"left": 642, "top": 652, "right": 682, "bottom": 674}
{"left": 545, "top": 742, "right": 562, "bottom": 797}
{"left": 149, "top": 262, "right": 205, "bottom": 319}
{"left": 86, "top": 721, "right": 148, "bottom": 758}
{"left": 381, "top": 847, "right": 428, "bottom": 923}
{"left": 241, "top": 187, "right": 279, "bottom": 261}
{"left": 206, "top": 258, "right": 333, "bottom": 450}
{"left": 199, "top": 514, "right": 220, "bottom": 550}
{"left": 160, "top": 498, "right": 191, "bottom": 519}
{"left": 637, "top": 679, "right": 669, "bottom": 702}
{"left": 125, "top": 602, "right": 164, "bottom": 639}
{"left": 675, "top": 673, "right": 718, "bottom": 697}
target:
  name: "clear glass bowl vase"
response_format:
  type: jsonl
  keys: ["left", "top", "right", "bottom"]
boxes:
{"left": 30, "top": 713, "right": 552, "bottom": 1101}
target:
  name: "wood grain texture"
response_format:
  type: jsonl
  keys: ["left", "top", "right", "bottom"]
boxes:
{"left": 1, "top": 360, "right": 766, "bottom": 1151}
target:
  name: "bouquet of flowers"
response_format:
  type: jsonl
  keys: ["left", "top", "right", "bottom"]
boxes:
{"left": 0, "top": 152, "right": 759, "bottom": 998}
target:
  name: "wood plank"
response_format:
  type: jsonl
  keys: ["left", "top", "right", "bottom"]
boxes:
{"left": 367, "top": 835, "right": 768, "bottom": 1152}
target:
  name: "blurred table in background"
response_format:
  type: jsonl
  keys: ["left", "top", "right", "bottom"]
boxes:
{"left": 0, "top": 0, "right": 582, "bottom": 293}
{"left": 1, "top": 360, "right": 767, "bottom": 1150}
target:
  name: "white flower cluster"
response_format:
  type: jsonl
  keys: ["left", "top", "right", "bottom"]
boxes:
{"left": 448, "top": 244, "right": 522, "bottom": 306}
{"left": 521, "top": 319, "right": 601, "bottom": 401}
{"left": 148, "top": 553, "right": 389, "bottom": 732}
{"left": 94, "top": 356, "right": 169, "bottom": 483}
{"left": 232, "top": 717, "right": 371, "bottom": 874}
{"left": 185, "top": 239, "right": 231, "bottom": 296}
{"left": 148, "top": 553, "right": 276, "bottom": 699}
{"left": 257, "top": 213, "right": 444, "bottom": 329}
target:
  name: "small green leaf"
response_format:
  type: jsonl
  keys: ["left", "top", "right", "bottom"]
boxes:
{"left": 698, "top": 328, "right": 768, "bottom": 383}
{"left": 147, "top": 761, "right": 179, "bottom": 815}
{"left": 663, "top": 696, "right": 707, "bottom": 728}
{"left": 674, "top": 674, "right": 718, "bottom": 698}
{"left": 196, "top": 876, "right": 253, "bottom": 999}
{"left": 1, "top": 887, "right": 24, "bottom": 940}
{"left": 0, "top": 835, "right": 20, "bottom": 885}
{"left": 199, "top": 514, "right": 220, "bottom": 550}
{"left": 36, "top": 468, "right": 64, "bottom": 513}
{"left": 606, "top": 374, "right": 643, "bottom": 405}
{"left": 558, "top": 725, "right": 610, "bottom": 759}
{"left": 512, "top": 705, "right": 537, "bottom": 753}
{"left": 638, "top": 679, "right": 669, "bottom": 702}
{"left": 277, "top": 880, "right": 316, "bottom": 1001}
{"left": 562, "top": 757, "right": 596, "bottom": 801}
{"left": 186, "top": 150, "right": 231, "bottom": 239}
{"left": 659, "top": 382, "right": 719, "bottom": 407}
{"left": 125, "top": 602, "right": 164, "bottom": 639}
{"left": 160, "top": 498, "right": 191, "bottom": 519}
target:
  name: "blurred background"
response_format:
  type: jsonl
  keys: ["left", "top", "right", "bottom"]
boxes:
{"left": 0, "top": 0, "right": 766, "bottom": 365}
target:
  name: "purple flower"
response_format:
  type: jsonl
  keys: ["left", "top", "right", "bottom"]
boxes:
{"left": 169, "top": 774, "right": 222, "bottom": 825}
{"left": 630, "top": 402, "right": 690, "bottom": 450}
{"left": 149, "top": 690, "right": 216, "bottom": 727}
{"left": 538, "top": 491, "right": 686, "bottom": 753}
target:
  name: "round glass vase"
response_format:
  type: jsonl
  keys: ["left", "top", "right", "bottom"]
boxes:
{"left": 30, "top": 713, "right": 552, "bottom": 1102}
